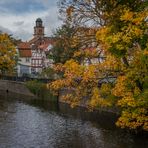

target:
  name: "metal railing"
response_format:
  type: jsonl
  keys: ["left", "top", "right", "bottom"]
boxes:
{"left": 0, "top": 75, "right": 117, "bottom": 86}
{"left": 0, "top": 75, "right": 52, "bottom": 83}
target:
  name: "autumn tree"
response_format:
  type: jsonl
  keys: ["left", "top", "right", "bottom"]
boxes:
{"left": 95, "top": 0, "right": 148, "bottom": 130}
{"left": 50, "top": 0, "right": 148, "bottom": 131}
{"left": 0, "top": 33, "right": 17, "bottom": 74}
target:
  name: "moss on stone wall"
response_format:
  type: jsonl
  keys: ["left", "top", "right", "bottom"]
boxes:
{"left": 25, "top": 80, "right": 57, "bottom": 101}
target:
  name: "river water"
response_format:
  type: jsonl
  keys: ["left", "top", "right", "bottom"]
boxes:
{"left": 0, "top": 92, "right": 147, "bottom": 148}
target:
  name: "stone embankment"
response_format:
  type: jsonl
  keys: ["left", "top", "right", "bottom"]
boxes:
{"left": 0, "top": 80, "right": 34, "bottom": 96}
{"left": 0, "top": 80, "right": 119, "bottom": 115}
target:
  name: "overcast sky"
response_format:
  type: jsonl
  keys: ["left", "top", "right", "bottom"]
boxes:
{"left": 0, "top": 0, "right": 62, "bottom": 41}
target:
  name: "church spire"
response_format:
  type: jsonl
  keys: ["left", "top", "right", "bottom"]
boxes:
{"left": 34, "top": 18, "right": 44, "bottom": 38}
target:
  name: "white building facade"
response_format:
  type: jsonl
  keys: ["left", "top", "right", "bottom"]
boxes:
{"left": 17, "top": 18, "right": 54, "bottom": 77}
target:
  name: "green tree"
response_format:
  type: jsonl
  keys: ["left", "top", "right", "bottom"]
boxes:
{"left": 50, "top": 24, "right": 81, "bottom": 64}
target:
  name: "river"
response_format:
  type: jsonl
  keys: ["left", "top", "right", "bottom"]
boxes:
{"left": 0, "top": 91, "right": 147, "bottom": 148}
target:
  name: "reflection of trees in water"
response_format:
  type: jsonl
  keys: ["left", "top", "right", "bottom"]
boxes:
{"left": 59, "top": 103, "right": 118, "bottom": 130}
{"left": 0, "top": 94, "right": 18, "bottom": 125}
{"left": 53, "top": 118, "right": 102, "bottom": 148}
{"left": 0, "top": 92, "right": 147, "bottom": 148}
{"left": 0, "top": 91, "right": 10, "bottom": 116}
{"left": 28, "top": 99, "right": 59, "bottom": 112}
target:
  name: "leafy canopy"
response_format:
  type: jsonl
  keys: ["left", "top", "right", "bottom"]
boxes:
{"left": 50, "top": 0, "right": 148, "bottom": 131}
{"left": 0, "top": 33, "right": 17, "bottom": 74}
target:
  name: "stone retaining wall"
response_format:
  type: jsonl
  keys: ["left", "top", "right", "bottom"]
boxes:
{"left": 0, "top": 80, "right": 34, "bottom": 96}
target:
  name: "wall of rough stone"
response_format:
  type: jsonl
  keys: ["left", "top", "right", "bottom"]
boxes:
{"left": 0, "top": 80, "right": 34, "bottom": 96}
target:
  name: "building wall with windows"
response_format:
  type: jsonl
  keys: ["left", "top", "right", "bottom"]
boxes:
{"left": 17, "top": 18, "right": 55, "bottom": 77}
{"left": 17, "top": 43, "right": 32, "bottom": 76}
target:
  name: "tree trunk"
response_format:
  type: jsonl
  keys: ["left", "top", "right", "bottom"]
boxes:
{"left": 122, "top": 57, "right": 129, "bottom": 67}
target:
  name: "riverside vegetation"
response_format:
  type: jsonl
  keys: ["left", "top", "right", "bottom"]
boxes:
{"left": 49, "top": 0, "right": 148, "bottom": 132}
{"left": 25, "top": 80, "right": 57, "bottom": 101}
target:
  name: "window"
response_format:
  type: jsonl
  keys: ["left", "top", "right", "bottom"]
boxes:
{"left": 26, "top": 58, "right": 30, "bottom": 62}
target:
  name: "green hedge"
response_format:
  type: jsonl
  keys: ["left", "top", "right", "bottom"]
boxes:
{"left": 25, "top": 80, "right": 57, "bottom": 101}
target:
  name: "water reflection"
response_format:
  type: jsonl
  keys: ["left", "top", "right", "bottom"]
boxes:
{"left": 0, "top": 92, "right": 147, "bottom": 148}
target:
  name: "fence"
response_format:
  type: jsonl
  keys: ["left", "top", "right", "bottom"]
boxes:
{"left": 0, "top": 75, "right": 117, "bottom": 85}
{"left": 0, "top": 75, "right": 53, "bottom": 83}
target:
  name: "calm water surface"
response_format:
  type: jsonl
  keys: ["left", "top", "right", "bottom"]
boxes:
{"left": 0, "top": 92, "right": 147, "bottom": 148}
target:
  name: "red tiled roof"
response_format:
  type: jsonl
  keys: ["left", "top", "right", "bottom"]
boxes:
{"left": 38, "top": 43, "right": 50, "bottom": 50}
{"left": 18, "top": 42, "right": 31, "bottom": 49}
{"left": 29, "top": 37, "right": 55, "bottom": 46}
{"left": 28, "top": 37, "right": 40, "bottom": 44}
{"left": 43, "top": 39, "right": 54, "bottom": 44}
{"left": 19, "top": 49, "right": 32, "bottom": 57}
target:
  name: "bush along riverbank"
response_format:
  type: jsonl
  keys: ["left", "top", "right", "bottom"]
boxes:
{"left": 25, "top": 80, "right": 58, "bottom": 102}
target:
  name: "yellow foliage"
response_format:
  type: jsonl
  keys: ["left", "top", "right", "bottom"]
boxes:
{"left": 50, "top": 58, "right": 113, "bottom": 108}
{"left": 73, "top": 48, "right": 99, "bottom": 59}
{"left": 89, "top": 87, "right": 111, "bottom": 108}
{"left": 100, "top": 83, "right": 111, "bottom": 96}
{"left": 96, "top": 27, "right": 111, "bottom": 50}
{"left": 116, "top": 109, "right": 148, "bottom": 131}
{"left": 64, "top": 59, "right": 84, "bottom": 78}
{"left": 0, "top": 33, "right": 16, "bottom": 73}
{"left": 82, "top": 65, "right": 96, "bottom": 82}
{"left": 112, "top": 50, "right": 148, "bottom": 130}
{"left": 121, "top": 9, "right": 148, "bottom": 26}
{"left": 51, "top": 0, "right": 148, "bottom": 131}
{"left": 99, "top": 53, "right": 122, "bottom": 73}
{"left": 73, "top": 51, "right": 82, "bottom": 57}
{"left": 112, "top": 76, "right": 127, "bottom": 97}
{"left": 120, "top": 9, "right": 134, "bottom": 21}
{"left": 117, "top": 94, "right": 136, "bottom": 107}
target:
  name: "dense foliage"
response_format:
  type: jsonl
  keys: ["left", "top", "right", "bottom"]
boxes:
{"left": 50, "top": 24, "right": 81, "bottom": 64}
{"left": 50, "top": 0, "right": 148, "bottom": 131}
{"left": 0, "top": 33, "right": 17, "bottom": 74}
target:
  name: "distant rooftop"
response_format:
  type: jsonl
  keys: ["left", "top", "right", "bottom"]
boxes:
{"left": 18, "top": 42, "right": 31, "bottom": 49}
{"left": 19, "top": 49, "right": 32, "bottom": 57}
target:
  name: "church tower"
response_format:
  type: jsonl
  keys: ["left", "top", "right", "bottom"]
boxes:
{"left": 34, "top": 18, "right": 44, "bottom": 38}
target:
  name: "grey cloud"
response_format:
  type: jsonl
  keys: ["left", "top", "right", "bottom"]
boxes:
{"left": 14, "top": 29, "right": 32, "bottom": 41}
{"left": 0, "top": 25, "right": 31, "bottom": 41}
{"left": 0, "top": 0, "right": 54, "bottom": 8}
{"left": 0, "top": 0, "right": 41, "bottom": 5}
{"left": 41, "top": 0, "right": 58, "bottom": 7}
{"left": 0, "top": 0, "right": 62, "bottom": 40}
{"left": 0, "top": 25, "right": 12, "bottom": 34}
{"left": 13, "top": 21, "right": 24, "bottom": 26}
{"left": 42, "top": 7, "right": 62, "bottom": 36}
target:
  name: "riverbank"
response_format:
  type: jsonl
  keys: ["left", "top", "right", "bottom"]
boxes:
{"left": 0, "top": 80, "right": 148, "bottom": 135}
{"left": 0, "top": 88, "right": 119, "bottom": 130}
{"left": 0, "top": 80, "right": 119, "bottom": 115}
{"left": 0, "top": 80, "right": 34, "bottom": 96}
{"left": 0, "top": 79, "right": 119, "bottom": 120}
{"left": 0, "top": 80, "right": 57, "bottom": 101}
{"left": 0, "top": 79, "right": 122, "bottom": 132}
